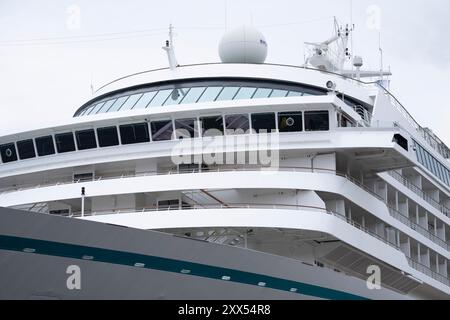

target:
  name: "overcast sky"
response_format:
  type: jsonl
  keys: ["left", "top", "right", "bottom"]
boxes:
{"left": 0, "top": 0, "right": 449, "bottom": 144}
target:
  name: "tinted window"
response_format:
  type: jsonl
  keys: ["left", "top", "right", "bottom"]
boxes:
{"left": 278, "top": 112, "right": 303, "bottom": 132}
{"left": 197, "top": 87, "right": 223, "bottom": 103}
{"left": 0, "top": 143, "right": 18, "bottom": 163}
{"left": 133, "top": 91, "right": 157, "bottom": 109}
{"left": 75, "top": 129, "right": 97, "bottom": 150}
{"left": 120, "top": 93, "right": 143, "bottom": 111}
{"left": 97, "top": 99, "right": 116, "bottom": 114}
{"left": 164, "top": 88, "right": 190, "bottom": 106}
{"left": 175, "top": 118, "right": 198, "bottom": 139}
{"left": 35, "top": 136, "right": 55, "bottom": 156}
{"left": 89, "top": 102, "right": 106, "bottom": 115}
{"left": 216, "top": 87, "right": 239, "bottom": 101}
{"left": 287, "top": 91, "right": 303, "bottom": 97}
{"left": 17, "top": 139, "right": 36, "bottom": 160}
{"left": 251, "top": 113, "right": 276, "bottom": 133}
{"left": 270, "top": 90, "right": 288, "bottom": 98}
{"left": 97, "top": 127, "right": 119, "bottom": 147}
{"left": 200, "top": 116, "right": 224, "bottom": 136}
{"left": 148, "top": 89, "right": 172, "bottom": 107}
{"left": 225, "top": 114, "right": 249, "bottom": 134}
{"left": 151, "top": 120, "right": 173, "bottom": 141}
{"left": 180, "top": 87, "right": 206, "bottom": 104}
{"left": 107, "top": 96, "right": 129, "bottom": 112}
{"left": 234, "top": 87, "right": 257, "bottom": 100}
{"left": 119, "top": 123, "right": 150, "bottom": 145}
{"left": 252, "top": 88, "right": 272, "bottom": 99}
{"left": 304, "top": 111, "right": 329, "bottom": 131}
{"left": 55, "top": 133, "right": 76, "bottom": 153}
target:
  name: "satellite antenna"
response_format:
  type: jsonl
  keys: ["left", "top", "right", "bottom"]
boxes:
{"left": 162, "top": 24, "right": 179, "bottom": 70}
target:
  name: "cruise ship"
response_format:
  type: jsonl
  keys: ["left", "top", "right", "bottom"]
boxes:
{"left": 1, "top": 23, "right": 449, "bottom": 300}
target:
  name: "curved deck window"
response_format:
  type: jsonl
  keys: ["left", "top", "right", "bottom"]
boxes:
{"left": 74, "top": 79, "right": 326, "bottom": 117}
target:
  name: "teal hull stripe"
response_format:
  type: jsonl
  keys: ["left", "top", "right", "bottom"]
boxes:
{"left": 0, "top": 235, "right": 366, "bottom": 300}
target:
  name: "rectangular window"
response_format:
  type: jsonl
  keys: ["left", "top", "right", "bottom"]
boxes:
{"left": 287, "top": 91, "right": 303, "bottom": 97}
{"left": 200, "top": 116, "right": 224, "bottom": 136}
{"left": 180, "top": 87, "right": 206, "bottom": 104}
{"left": 151, "top": 120, "right": 173, "bottom": 141}
{"left": 164, "top": 88, "right": 190, "bottom": 106}
{"left": 119, "top": 123, "right": 150, "bottom": 145}
{"left": 251, "top": 113, "right": 276, "bottom": 133}
{"left": 17, "top": 139, "right": 36, "bottom": 160}
{"left": 97, "top": 126, "right": 119, "bottom": 147}
{"left": 35, "top": 136, "right": 55, "bottom": 156}
{"left": 0, "top": 143, "right": 18, "bottom": 163}
{"left": 215, "top": 87, "right": 239, "bottom": 101}
{"left": 197, "top": 87, "right": 223, "bottom": 103}
{"left": 55, "top": 132, "right": 76, "bottom": 153}
{"left": 133, "top": 91, "right": 157, "bottom": 109}
{"left": 278, "top": 112, "right": 303, "bottom": 132}
{"left": 148, "top": 89, "right": 173, "bottom": 107}
{"left": 304, "top": 111, "right": 329, "bottom": 131}
{"left": 225, "top": 114, "right": 249, "bottom": 135}
{"left": 75, "top": 129, "right": 97, "bottom": 150}
{"left": 120, "top": 93, "right": 143, "bottom": 111}
{"left": 175, "top": 118, "right": 198, "bottom": 139}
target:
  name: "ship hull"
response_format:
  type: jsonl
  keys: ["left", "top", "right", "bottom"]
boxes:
{"left": 0, "top": 207, "right": 406, "bottom": 300}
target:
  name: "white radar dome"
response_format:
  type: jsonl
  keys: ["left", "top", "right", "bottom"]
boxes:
{"left": 219, "top": 25, "right": 268, "bottom": 64}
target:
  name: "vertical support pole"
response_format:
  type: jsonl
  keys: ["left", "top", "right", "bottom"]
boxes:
{"left": 81, "top": 187, "right": 85, "bottom": 217}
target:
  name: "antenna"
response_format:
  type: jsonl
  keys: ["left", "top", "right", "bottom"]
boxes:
{"left": 378, "top": 31, "right": 383, "bottom": 80}
{"left": 90, "top": 73, "right": 94, "bottom": 95}
{"left": 162, "top": 23, "right": 179, "bottom": 70}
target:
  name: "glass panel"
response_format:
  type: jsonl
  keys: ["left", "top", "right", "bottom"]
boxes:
{"left": 88, "top": 101, "right": 106, "bottom": 115}
{"left": 97, "top": 127, "right": 119, "bottom": 147}
{"left": 234, "top": 87, "right": 257, "bottom": 100}
{"left": 225, "top": 114, "right": 249, "bottom": 135}
{"left": 151, "top": 120, "right": 173, "bottom": 141}
{"left": 133, "top": 91, "right": 157, "bottom": 109}
{"left": 164, "top": 88, "right": 191, "bottom": 106}
{"left": 78, "top": 109, "right": 88, "bottom": 117}
{"left": 175, "top": 118, "right": 198, "bottom": 139}
{"left": 35, "top": 136, "right": 55, "bottom": 156}
{"left": 81, "top": 105, "right": 95, "bottom": 116}
{"left": 270, "top": 89, "right": 288, "bottom": 98}
{"left": 287, "top": 91, "right": 303, "bottom": 97}
{"left": 215, "top": 87, "right": 239, "bottom": 101}
{"left": 197, "top": 87, "right": 223, "bottom": 103}
{"left": 119, "top": 123, "right": 150, "bottom": 145}
{"left": 278, "top": 112, "right": 303, "bottom": 132}
{"left": 75, "top": 129, "right": 97, "bottom": 150}
{"left": 304, "top": 111, "right": 329, "bottom": 131}
{"left": 180, "top": 87, "right": 206, "bottom": 104}
{"left": 97, "top": 99, "right": 116, "bottom": 114}
{"left": 55, "top": 132, "right": 76, "bottom": 153}
{"left": 200, "top": 116, "right": 224, "bottom": 136}
{"left": 251, "top": 113, "right": 276, "bottom": 133}
{"left": 252, "top": 88, "right": 272, "bottom": 99}
{"left": 107, "top": 96, "right": 129, "bottom": 112}
{"left": 147, "top": 89, "right": 172, "bottom": 107}
{"left": 17, "top": 139, "right": 36, "bottom": 160}
{"left": 120, "top": 93, "right": 143, "bottom": 111}
{"left": 0, "top": 143, "right": 18, "bottom": 163}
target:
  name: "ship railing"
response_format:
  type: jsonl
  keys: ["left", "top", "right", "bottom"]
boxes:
{"left": 3, "top": 165, "right": 449, "bottom": 250}
{"left": 387, "top": 170, "right": 450, "bottom": 217}
{"left": 407, "top": 258, "right": 450, "bottom": 287}
{"left": 69, "top": 202, "right": 450, "bottom": 286}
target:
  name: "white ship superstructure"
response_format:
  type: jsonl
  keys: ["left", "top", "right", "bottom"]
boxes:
{"left": 0, "top": 24, "right": 449, "bottom": 300}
